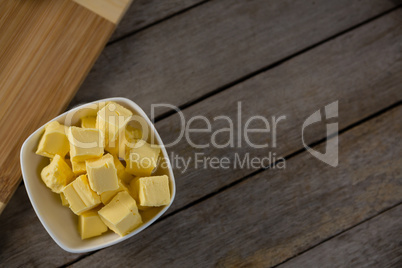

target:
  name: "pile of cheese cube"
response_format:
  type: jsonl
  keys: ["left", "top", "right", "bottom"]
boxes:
{"left": 36, "top": 102, "right": 170, "bottom": 239}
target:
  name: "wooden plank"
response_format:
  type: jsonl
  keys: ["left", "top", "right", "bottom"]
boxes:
{"left": 279, "top": 205, "right": 402, "bottom": 268}
{"left": 155, "top": 9, "right": 402, "bottom": 212}
{"left": 0, "top": 0, "right": 118, "bottom": 215}
{"left": 110, "top": 0, "right": 205, "bottom": 41}
{"left": 69, "top": 103, "right": 402, "bottom": 267}
{"left": 0, "top": 187, "right": 81, "bottom": 266}
{"left": 69, "top": 0, "right": 399, "bottom": 116}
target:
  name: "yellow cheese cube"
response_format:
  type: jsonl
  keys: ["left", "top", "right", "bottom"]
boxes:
{"left": 71, "top": 160, "right": 86, "bottom": 175}
{"left": 86, "top": 154, "right": 119, "bottom": 194}
{"left": 128, "top": 178, "right": 148, "bottom": 211}
{"left": 81, "top": 116, "right": 97, "bottom": 128}
{"left": 36, "top": 121, "right": 70, "bottom": 158}
{"left": 68, "top": 127, "right": 105, "bottom": 162}
{"left": 62, "top": 184, "right": 86, "bottom": 214}
{"left": 113, "top": 156, "right": 134, "bottom": 183}
{"left": 78, "top": 211, "right": 108, "bottom": 239}
{"left": 129, "top": 178, "right": 139, "bottom": 202}
{"left": 62, "top": 175, "right": 101, "bottom": 215}
{"left": 125, "top": 141, "right": 161, "bottom": 177}
{"left": 40, "top": 155, "right": 74, "bottom": 193}
{"left": 98, "top": 191, "right": 142, "bottom": 237}
{"left": 97, "top": 102, "right": 132, "bottom": 155}
{"left": 100, "top": 180, "right": 129, "bottom": 204}
{"left": 131, "top": 175, "right": 170, "bottom": 207}
{"left": 60, "top": 192, "right": 69, "bottom": 207}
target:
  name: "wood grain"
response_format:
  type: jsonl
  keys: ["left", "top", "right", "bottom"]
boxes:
{"left": 110, "top": 0, "right": 205, "bottom": 42}
{"left": 69, "top": 0, "right": 400, "bottom": 116}
{"left": 0, "top": 187, "right": 81, "bottom": 266}
{"left": 73, "top": 0, "right": 133, "bottom": 24}
{"left": 69, "top": 104, "right": 402, "bottom": 267}
{"left": 0, "top": 0, "right": 117, "bottom": 214}
{"left": 280, "top": 204, "right": 402, "bottom": 268}
{"left": 155, "top": 9, "right": 402, "bottom": 213}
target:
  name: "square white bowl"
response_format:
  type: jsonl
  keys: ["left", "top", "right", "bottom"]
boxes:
{"left": 20, "top": 97, "right": 176, "bottom": 253}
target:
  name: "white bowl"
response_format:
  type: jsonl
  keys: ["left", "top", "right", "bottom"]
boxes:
{"left": 20, "top": 97, "right": 176, "bottom": 253}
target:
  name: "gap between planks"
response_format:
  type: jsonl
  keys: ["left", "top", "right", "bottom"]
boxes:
{"left": 108, "top": 0, "right": 211, "bottom": 45}
{"left": 273, "top": 200, "right": 402, "bottom": 268}
{"left": 278, "top": 203, "right": 402, "bottom": 267}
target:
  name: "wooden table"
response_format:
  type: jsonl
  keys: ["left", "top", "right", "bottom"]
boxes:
{"left": 1, "top": 0, "right": 401, "bottom": 267}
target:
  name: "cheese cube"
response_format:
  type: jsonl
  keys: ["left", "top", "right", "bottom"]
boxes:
{"left": 60, "top": 192, "right": 69, "bottom": 207}
{"left": 86, "top": 154, "right": 119, "bottom": 194}
{"left": 98, "top": 191, "right": 142, "bottom": 236}
{"left": 68, "top": 127, "right": 104, "bottom": 162}
{"left": 97, "top": 102, "right": 132, "bottom": 155}
{"left": 72, "top": 160, "right": 86, "bottom": 175}
{"left": 62, "top": 175, "right": 101, "bottom": 215}
{"left": 113, "top": 156, "right": 134, "bottom": 183}
{"left": 36, "top": 121, "right": 70, "bottom": 158}
{"left": 40, "top": 155, "right": 74, "bottom": 193}
{"left": 100, "top": 180, "right": 129, "bottom": 204}
{"left": 81, "top": 116, "right": 97, "bottom": 128}
{"left": 128, "top": 178, "right": 148, "bottom": 211}
{"left": 129, "top": 178, "right": 140, "bottom": 202}
{"left": 131, "top": 175, "right": 170, "bottom": 207}
{"left": 125, "top": 141, "right": 161, "bottom": 177}
{"left": 78, "top": 211, "right": 108, "bottom": 239}
{"left": 62, "top": 184, "right": 86, "bottom": 215}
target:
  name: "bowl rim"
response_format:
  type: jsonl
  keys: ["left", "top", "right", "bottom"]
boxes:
{"left": 20, "top": 97, "right": 176, "bottom": 253}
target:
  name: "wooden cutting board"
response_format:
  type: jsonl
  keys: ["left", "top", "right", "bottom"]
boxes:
{"left": 0, "top": 0, "right": 133, "bottom": 215}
